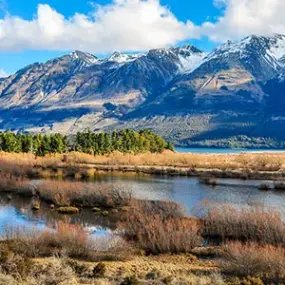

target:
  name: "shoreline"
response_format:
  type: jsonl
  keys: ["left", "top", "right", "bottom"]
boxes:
{"left": 45, "top": 164, "right": 285, "bottom": 181}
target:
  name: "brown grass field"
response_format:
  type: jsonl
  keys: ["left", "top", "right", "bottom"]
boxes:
{"left": 1, "top": 150, "right": 285, "bottom": 180}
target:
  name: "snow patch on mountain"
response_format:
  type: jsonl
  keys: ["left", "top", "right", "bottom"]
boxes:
{"left": 107, "top": 51, "right": 141, "bottom": 63}
{"left": 178, "top": 52, "right": 206, "bottom": 73}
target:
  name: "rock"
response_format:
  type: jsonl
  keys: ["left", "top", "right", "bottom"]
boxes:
{"left": 31, "top": 200, "right": 40, "bottom": 211}
{"left": 101, "top": 211, "right": 109, "bottom": 216}
{"left": 92, "top": 207, "right": 101, "bottom": 213}
{"left": 57, "top": 207, "right": 80, "bottom": 214}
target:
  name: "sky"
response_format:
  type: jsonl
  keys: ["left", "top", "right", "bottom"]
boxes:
{"left": 0, "top": 0, "right": 284, "bottom": 76}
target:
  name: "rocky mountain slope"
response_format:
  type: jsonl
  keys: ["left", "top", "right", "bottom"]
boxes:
{"left": 1, "top": 35, "right": 285, "bottom": 147}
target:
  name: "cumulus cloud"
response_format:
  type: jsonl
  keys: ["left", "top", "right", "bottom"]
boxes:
{"left": 202, "top": 0, "right": 285, "bottom": 42}
{"left": 0, "top": 0, "right": 198, "bottom": 52}
{"left": 0, "top": 0, "right": 285, "bottom": 53}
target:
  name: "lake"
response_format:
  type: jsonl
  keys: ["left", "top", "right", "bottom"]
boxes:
{"left": 1, "top": 174, "right": 285, "bottom": 235}
{"left": 175, "top": 147, "right": 285, "bottom": 154}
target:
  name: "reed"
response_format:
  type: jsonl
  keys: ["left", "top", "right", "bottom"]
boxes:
{"left": 0, "top": 151, "right": 285, "bottom": 177}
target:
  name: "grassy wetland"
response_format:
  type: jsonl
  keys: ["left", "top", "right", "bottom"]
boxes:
{"left": 1, "top": 149, "right": 285, "bottom": 180}
{"left": 1, "top": 138, "right": 285, "bottom": 283}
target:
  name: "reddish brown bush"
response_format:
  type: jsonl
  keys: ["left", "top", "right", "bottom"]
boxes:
{"left": 201, "top": 204, "right": 285, "bottom": 246}
{"left": 222, "top": 242, "right": 285, "bottom": 282}
{"left": 121, "top": 203, "right": 201, "bottom": 254}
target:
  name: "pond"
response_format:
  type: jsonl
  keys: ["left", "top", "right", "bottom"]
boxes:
{"left": 1, "top": 174, "right": 285, "bottom": 234}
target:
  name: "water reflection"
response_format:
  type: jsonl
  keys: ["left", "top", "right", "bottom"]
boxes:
{"left": 1, "top": 175, "right": 285, "bottom": 234}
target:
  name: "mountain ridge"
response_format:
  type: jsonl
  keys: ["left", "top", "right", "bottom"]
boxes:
{"left": 1, "top": 34, "right": 285, "bottom": 147}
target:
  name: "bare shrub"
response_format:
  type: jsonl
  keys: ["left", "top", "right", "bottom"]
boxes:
{"left": 121, "top": 205, "right": 202, "bottom": 254}
{"left": 274, "top": 182, "right": 285, "bottom": 190}
{"left": 201, "top": 204, "right": 285, "bottom": 246}
{"left": 4, "top": 224, "right": 132, "bottom": 262}
{"left": 37, "top": 180, "right": 132, "bottom": 208}
{"left": 0, "top": 174, "right": 31, "bottom": 195}
{"left": 221, "top": 242, "right": 285, "bottom": 282}
{"left": 258, "top": 183, "right": 271, "bottom": 191}
{"left": 130, "top": 199, "right": 186, "bottom": 218}
{"left": 8, "top": 222, "right": 92, "bottom": 259}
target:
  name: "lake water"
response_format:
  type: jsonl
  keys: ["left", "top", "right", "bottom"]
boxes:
{"left": 1, "top": 175, "right": 285, "bottom": 235}
{"left": 175, "top": 147, "right": 285, "bottom": 154}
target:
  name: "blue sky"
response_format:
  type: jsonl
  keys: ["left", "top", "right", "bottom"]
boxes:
{"left": 0, "top": 0, "right": 282, "bottom": 75}
{"left": 0, "top": 0, "right": 224, "bottom": 75}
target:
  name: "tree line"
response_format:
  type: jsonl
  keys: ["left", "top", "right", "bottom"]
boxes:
{"left": 0, "top": 129, "right": 173, "bottom": 156}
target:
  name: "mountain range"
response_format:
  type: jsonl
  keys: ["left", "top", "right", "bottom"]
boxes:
{"left": 1, "top": 34, "right": 285, "bottom": 147}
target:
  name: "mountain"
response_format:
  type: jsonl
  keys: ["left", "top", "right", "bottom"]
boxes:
{"left": 1, "top": 35, "right": 285, "bottom": 147}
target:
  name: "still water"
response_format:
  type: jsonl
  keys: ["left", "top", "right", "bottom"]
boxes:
{"left": 1, "top": 175, "right": 285, "bottom": 234}
{"left": 175, "top": 147, "right": 285, "bottom": 154}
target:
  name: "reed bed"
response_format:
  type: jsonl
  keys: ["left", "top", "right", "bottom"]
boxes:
{"left": 0, "top": 174, "right": 132, "bottom": 209}
{"left": 0, "top": 151, "right": 285, "bottom": 176}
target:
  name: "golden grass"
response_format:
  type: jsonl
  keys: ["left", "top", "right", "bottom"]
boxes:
{"left": 0, "top": 150, "right": 285, "bottom": 172}
{"left": 0, "top": 150, "right": 284, "bottom": 182}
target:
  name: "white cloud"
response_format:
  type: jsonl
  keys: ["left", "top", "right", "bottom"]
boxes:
{"left": 1, "top": 0, "right": 285, "bottom": 53}
{"left": 202, "top": 0, "right": 285, "bottom": 42}
{"left": 0, "top": 68, "right": 8, "bottom": 78}
{"left": 0, "top": 0, "right": 198, "bottom": 52}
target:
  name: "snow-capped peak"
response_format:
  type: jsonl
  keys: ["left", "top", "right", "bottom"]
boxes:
{"left": 207, "top": 34, "right": 285, "bottom": 63}
{"left": 107, "top": 51, "right": 139, "bottom": 63}
{"left": 70, "top": 50, "right": 98, "bottom": 65}
{"left": 266, "top": 34, "right": 285, "bottom": 62}
{"left": 172, "top": 45, "right": 206, "bottom": 73}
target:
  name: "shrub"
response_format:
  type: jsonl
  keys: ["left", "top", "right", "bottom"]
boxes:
{"left": 121, "top": 275, "right": 139, "bottom": 285}
{"left": 199, "top": 177, "right": 218, "bottom": 186}
{"left": 201, "top": 205, "right": 285, "bottom": 246}
{"left": 38, "top": 180, "right": 132, "bottom": 208}
{"left": 0, "top": 245, "right": 33, "bottom": 279}
{"left": 7, "top": 222, "right": 92, "bottom": 259}
{"left": 274, "top": 182, "right": 285, "bottom": 190}
{"left": 121, "top": 206, "right": 201, "bottom": 254}
{"left": 258, "top": 183, "right": 271, "bottom": 191}
{"left": 221, "top": 242, "right": 285, "bottom": 282}
{"left": 93, "top": 262, "right": 106, "bottom": 278}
